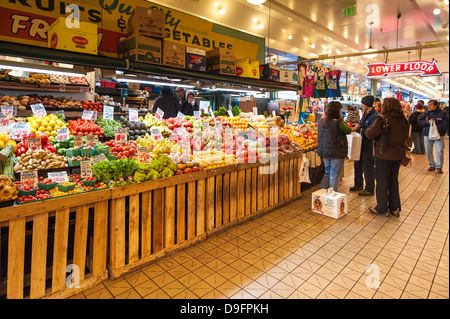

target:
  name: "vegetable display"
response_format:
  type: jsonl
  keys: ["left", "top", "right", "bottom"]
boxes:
{"left": 68, "top": 119, "right": 104, "bottom": 136}
{"left": 94, "top": 117, "right": 123, "bottom": 137}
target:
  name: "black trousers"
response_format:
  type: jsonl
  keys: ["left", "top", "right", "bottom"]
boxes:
{"left": 374, "top": 158, "right": 401, "bottom": 213}
{"left": 353, "top": 144, "right": 375, "bottom": 193}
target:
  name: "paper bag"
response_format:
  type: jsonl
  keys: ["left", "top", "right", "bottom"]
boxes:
{"left": 347, "top": 132, "right": 362, "bottom": 161}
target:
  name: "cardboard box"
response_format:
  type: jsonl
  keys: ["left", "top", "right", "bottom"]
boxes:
{"left": 48, "top": 17, "right": 98, "bottom": 55}
{"left": 186, "top": 47, "right": 206, "bottom": 71}
{"left": 279, "top": 69, "right": 294, "bottom": 83}
{"left": 118, "top": 35, "right": 162, "bottom": 64}
{"left": 128, "top": 6, "right": 165, "bottom": 39}
{"left": 236, "top": 58, "right": 260, "bottom": 79}
{"left": 312, "top": 188, "right": 348, "bottom": 219}
{"left": 163, "top": 40, "right": 186, "bottom": 68}
{"left": 206, "top": 48, "right": 236, "bottom": 75}
{"left": 260, "top": 64, "right": 280, "bottom": 82}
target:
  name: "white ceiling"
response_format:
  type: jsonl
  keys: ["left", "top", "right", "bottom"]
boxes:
{"left": 147, "top": 0, "right": 449, "bottom": 96}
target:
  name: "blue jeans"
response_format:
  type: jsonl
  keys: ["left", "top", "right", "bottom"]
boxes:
{"left": 320, "top": 158, "right": 345, "bottom": 192}
{"left": 424, "top": 136, "right": 445, "bottom": 169}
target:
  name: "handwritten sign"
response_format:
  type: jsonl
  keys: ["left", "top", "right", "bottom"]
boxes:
{"left": 51, "top": 110, "right": 65, "bottom": 119}
{"left": 150, "top": 127, "right": 162, "bottom": 141}
{"left": 85, "top": 134, "right": 98, "bottom": 147}
{"left": 30, "top": 103, "right": 47, "bottom": 118}
{"left": 59, "top": 83, "right": 66, "bottom": 92}
{"left": 20, "top": 170, "right": 38, "bottom": 187}
{"left": 80, "top": 160, "right": 93, "bottom": 178}
{"left": 176, "top": 127, "right": 188, "bottom": 138}
{"left": 1, "top": 105, "right": 14, "bottom": 116}
{"left": 181, "top": 140, "right": 191, "bottom": 156}
{"left": 129, "top": 108, "right": 139, "bottom": 122}
{"left": 154, "top": 108, "right": 164, "bottom": 120}
{"left": 138, "top": 147, "right": 151, "bottom": 163}
{"left": 0, "top": 114, "right": 9, "bottom": 127}
{"left": 227, "top": 110, "right": 234, "bottom": 118}
{"left": 193, "top": 111, "right": 201, "bottom": 121}
{"left": 91, "top": 110, "right": 98, "bottom": 121}
{"left": 103, "top": 105, "right": 114, "bottom": 120}
{"left": 57, "top": 128, "right": 69, "bottom": 141}
{"left": 74, "top": 136, "right": 83, "bottom": 148}
{"left": 48, "top": 171, "right": 69, "bottom": 183}
{"left": 115, "top": 128, "right": 127, "bottom": 143}
{"left": 90, "top": 153, "right": 108, "bottom": 166}
{"left": 81, "top": 110, "right": 93, "bottom": 120}
{"left": 177, "top": 112, "right": 185, "bottom": 119}
{"left": 27, "top": 138, "right": 41, "bottom": 151}
{"left": 11, "top": 122, "right": 30, "bottom": 140}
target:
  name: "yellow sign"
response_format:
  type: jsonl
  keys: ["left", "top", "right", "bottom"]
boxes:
{"left": 0, "top": 0, "right": 265, "bottom": 62}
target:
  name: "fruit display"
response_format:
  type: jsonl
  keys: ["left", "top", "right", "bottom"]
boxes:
{"left": 269, "top": 115, "right": 285, "bottom": 127}
{"left": 49, "top": 185, "right": 82, "bottom": 197}
{"left": 135, "top": 136, "right": 176, "bottom": 157}
{"left": 68, "top": 119, "right": 104, "bottom": 136}
{"left": 27, "top": 113, "right": 68, "bottom": 138}
{"left": 280, "top": 124, "right": 318, "bottom": 151}
{"left": 104, "top": 140, "right": 138, "bottom": 159}
{"left": 14, "top": 148, "right": 67, "bottom": 172}
{"left": 82, "top": 101, "right": 103, "bottom": 112}
{"left": 95, "top": 117, "right": 123, "bottom": 137}
{"left": 0, "top": 175, "right": 18, "bottom": 202}
{"left": 117, "top": 116, "right": 150, "bottom": 140}
{"left": 213, "top": 106, "right": 228, "bottom": 117}
{"left": 92, "top": 157, "right": 139, "bottom": 186}
{"left": 51, "top": 135, "right": 75, "bottom": 156}
{"left": 35, "top": 189, "right": 52, "bottom": 200}
{"left": 14, "top": 132, "right": 56, "bottom": 157}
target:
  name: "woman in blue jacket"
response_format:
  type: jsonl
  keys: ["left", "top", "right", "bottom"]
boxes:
{"left": 418, "top": 100, "right": 449, "bottom": 174}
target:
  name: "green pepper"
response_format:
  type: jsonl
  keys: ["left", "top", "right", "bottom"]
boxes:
{"left": 69, "top": 140, "right": 74, "bottom": 148}
{"left": 57, "top": 148, "right": 66, "bottom": 156}
{"left": 55, "top": 142, "right": 61, "bottom": 150}
{"left": 61, "top": 140, "right": 69, "bottom": 148}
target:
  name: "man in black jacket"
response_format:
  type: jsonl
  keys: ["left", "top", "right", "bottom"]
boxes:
{"left": 152, "top": 86, "right": 179, "bottom": 119}
{"left": 350, "top": 95, "right": 379, "bottom": 196}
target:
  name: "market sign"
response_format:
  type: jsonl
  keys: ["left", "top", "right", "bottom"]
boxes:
{"left": 365, "top": 60, "right": 442, "bottom": 78}
{"left": 0, "top": 0, "right": 265, "bottom": 62}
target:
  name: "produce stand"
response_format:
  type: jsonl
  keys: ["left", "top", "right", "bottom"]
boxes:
{"left": 0, "top": 152, "right": 303, "bottom": 299}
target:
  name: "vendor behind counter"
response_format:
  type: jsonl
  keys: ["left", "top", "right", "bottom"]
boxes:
{"left": 152, "top": 86, "right": 178, "bottom": 119}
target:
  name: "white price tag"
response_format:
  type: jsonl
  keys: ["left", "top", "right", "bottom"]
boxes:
{"left": 210, "top": 109, "right": 215, "bottom": 119}
{"left": 20, "top": 170, "right": 38, "bottom": 187}
{"left": 129, "top": 108, "right": 139, "bottom": 121}
{"left": 103, "top": 105, "right": 114, "bottom": 120}
{"left": 27, "top": 138, "right": 41, "bottom": 151}
{"left": 59, "top": 83, "right": 66, "bottom": 92}
{"left": 227, "top": 110, "right": 234, "bottom": 118}
{"left": 1, "top": 105, "right": 14, "bottom": 116}
{"left": 150, "top": 127, "right": 162, "bottom": 141}
{"left": 253, "top": 107, "right": 258, "bottom": 115}
{"left": 47, "top": 171, "right": 69, "bottom": 183}
{"left": 74, "top": 135, "right": 83, "bottom": 148}
{"left": 85, "top": 134, "right": 98, "bottom": 147}
{"left": 181, "top": 139, "right": 191, "bottom": 156}
{"left": 11, "top": 122, "right": 30, "bottom": 140}
{"left": 91, "top": 110, "right": 98, "bottom": 121}
{"left": 177, "top": 111, "right": 185, "bottom": 119}
{"left": 193, "top": 111, "right": 201, "bottom": 120}
{"left": 51, "top": 110, "right": 65, "bottom": 119}
{"left": 115, "top": 128, "right": 127, "bottom": 143}
{"left": 57, "top": 127, "right": 69, "bottom": 141}
{"left": 31, "top": 103, "right": 47, "bottom": 118}
{"left": 82, "top": 110, "right": 93, "bottom": 120}
{"left": 0, "top": 114, "right": 9, "bottom": 127}
{"left": 155, "top": 108, "right": 164, "bottom": 120}
{"left": 138, "top": 147, "right": 151, "bottom": 163}
{"left": 80, "top": 160, "right": 93, "bottom": 178}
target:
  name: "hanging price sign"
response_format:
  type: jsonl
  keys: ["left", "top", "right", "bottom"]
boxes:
{"left": 47, "top": 171, "right": 69, "bottom": 183}
{"left": 20, "top": 170, "right": 38, "bottom": 187}
{"left": 80, "top": 160, "right": 93, "bottom": 178}
{"left": 27, "top": 138, "right": 41, "bottom": 151}
{"left": 30, "top": 103, "right": 47, "bottom": 118}
{"left": 103, "top": 105, "right": 114, "bottom": 120}
{"left": 74, "top": 135, "right": 83, "bottom": 148}
{"left": 138, "top": 147, "right": 151, "bottom": 163}
{"left": 129, "top": 108, "right": 139, "bottom": 121}
{"left": 81, "top": 110, "right": 93, "bottom": 120}
{"left": 154, "top": 108, "right": 164, "bottom": 120}
{"left": 115, "top": 128, "right": 128, "bottom": 143}
{"left": 85, "top": 134, "right": 98, "bottom": 147}
{"left": 11, "top": 122, "right": 30, "bottom": 140}
{"left": 57, "top": 128, "right": 69, "bottom": 141}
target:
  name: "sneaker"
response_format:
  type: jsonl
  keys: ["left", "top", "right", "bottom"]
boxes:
{"left": 369, "top": 206, "right": 389, "bottom": 217}
{"left": 359, "top": 190, "right": 374, "bottom": 196}
{"left": 437, "top": 168, "right": 443, "bottom": 174}
{"left": 349, "top": 186, "right": 363, "bottom": 191}
{"left": 428, "top": 167, "right": 436, "bottom": 171}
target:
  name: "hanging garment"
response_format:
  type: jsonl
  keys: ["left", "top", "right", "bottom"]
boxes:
{"left": 302, "top": 74, "right": 315, "bottom": 98}
{"left": 314, "top": 71, "right": 327, "bottom": 98}
{"left": 326, "top": 69, "right": 342, "bottom": 97}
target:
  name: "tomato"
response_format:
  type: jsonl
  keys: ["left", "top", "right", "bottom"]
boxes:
{"left": 123, "top": 151, "right": 130, "bottom": 157}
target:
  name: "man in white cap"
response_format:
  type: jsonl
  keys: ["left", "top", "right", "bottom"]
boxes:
{"left": 175, "top": 87, "right": 186, "bottom": 108}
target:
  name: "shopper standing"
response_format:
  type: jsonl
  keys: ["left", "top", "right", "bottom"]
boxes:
{"left": 418, "top": 100, "right": 449, "bottom": 174}
{"left": 443, "top": 103, "right": 449, "bottom": 137}
{"left": 175, "top": 87, "right": 186, "bottom": 109}
{"left": 317, "top": 101, "right": 351, "bottom": 192}
{"left": 365, "top": 98, "right": 410, "bottom": 217}
{"left": 180, "top": 91, "right": 199, "bottom": 116}
{"left": 374, "top": 100, "right": 382, "bottom": 113}
{"left": 152, "top": 86, "right": 179, "bottom": 119}
{"left": 408, "top": 102, "right": 426, "bottom": 154}
{"left": 350, "top": 95, "right": 379, "bottom": 196}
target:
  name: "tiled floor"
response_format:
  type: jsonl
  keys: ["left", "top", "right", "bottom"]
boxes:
{"left": 70, "top": 140, "right": 449, "bottom": 299}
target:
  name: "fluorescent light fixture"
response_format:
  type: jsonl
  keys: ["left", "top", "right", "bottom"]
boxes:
{"left": 211, "top": 87, "right": 261, "bottom": 94}
{"left": 117, "top": 75, "right": 194, "bottom": 89}
{"left": 247, "top": 0, "right": 266, "bottom": 4}
{"left": 0, "top": 60, "right": 85, "bottom": 77}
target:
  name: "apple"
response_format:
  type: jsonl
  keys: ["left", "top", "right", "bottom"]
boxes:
{"left": 183, "top": 167, "right": 192, "bottom": 174}
{"left": 175, "top": 170, "right": 183, "bottom": 175}
{"left": 192, "top": 167, "right": 199, "bottom": 172}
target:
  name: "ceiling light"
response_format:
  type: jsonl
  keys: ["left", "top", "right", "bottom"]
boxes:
{"left": 258, "top": 23, "right": 264, "bottom": 29}
{"left": 288, "top": 34, "right": 293, "bottom": 40}
{"left": 0, "top": 60, "right": 85, "bottom": 77}
{"left": 434, "top": 8, "right": 441, "bottom": 15}
{"left": 310, "top": 43, "right": 316, "bottom": 48}
{"left": 444, "top": 0, "right": 449, "bottom": 5}
{"left": 344, "top": 57, "right": 348, "bottom": 60}
{"left": 247, "top": 0, "right": 266, "bottom": 4}
{"left": 363, "top": 47, "right": 378, "bottom": 59}
{"left": 218, "top": 6, "right": 226, "bottom": 15}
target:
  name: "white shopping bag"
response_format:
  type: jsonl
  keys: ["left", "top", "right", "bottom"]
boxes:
{"left": 347, "top": 132, "right": 362, "bottom": 161}
{"left": 312, "top": 188, "right": 348, "bottom": 219}
{"left": 429, "top": 121, "right": 441, "bottom": 141}
{"left": 298, "top": 153, "right": 311, "bottom": 183}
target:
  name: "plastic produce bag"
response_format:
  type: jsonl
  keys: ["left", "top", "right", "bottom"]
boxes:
{"left": 429, "top": 121, "right": 441, "bottom": 141}
{"left": 299, "top": 153, "right": 311, "bottom": 183}
{"left": 347, "top": 132, "right": 362, "bottom": 161}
